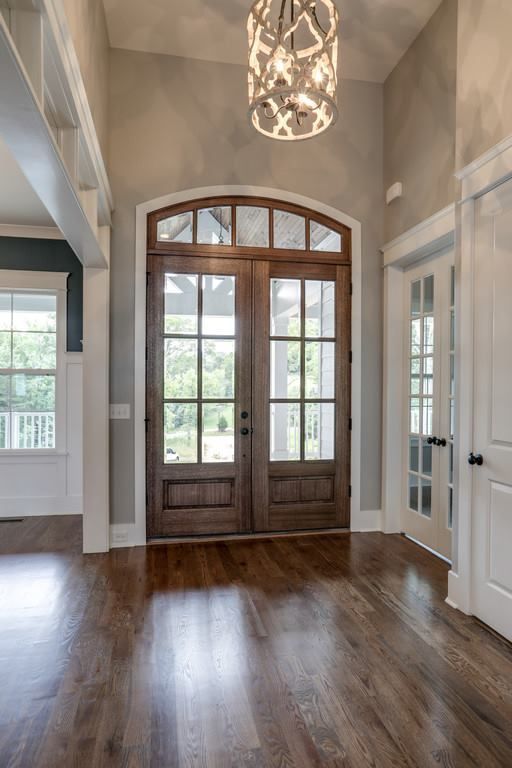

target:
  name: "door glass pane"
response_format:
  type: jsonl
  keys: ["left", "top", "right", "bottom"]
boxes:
{"left": 0, "top": 332, "right": 10, "bottom": 367}
{"left": 202, "top": 404, "right": 234, "bottom": 463}
{"left": 422, "top": 440, "right": 432, "bottom": 477}
{"left": 164, "top": 339, "right": 197, "bottom": 399}
{"left": 410, "top": 358, "right": 420, "bottom": 394}
{"left": 449, "top": 442, "right": 454, "bottom": 484}
{"left": 305, "top": 342, "right": 335, "bottom": 399}
{"left": 411, "top": 280, "right": 421, "bottom": 316}
{"left": 450, "top": 355, "right": 455, "bottom": 396}
{"left": 164, "top": 403, "right": 197, "bottom": 464}
{"left": 409, "top": 437, "right": 419, "bottom": 472}
{"left": 423, "top": 317, "right": 434, "bottom": 354}
{"left": 0, "top": 293, "right": 11, "bottom": 329}
{"left": 410, "top": 398, "right": 420, "bottom": 434}
{"left": 13, "top": 294, "right": 56, "bottom": 332}
{"left": 273, "top": 210, "right": 306, "bottom": 250}
{"left": 202, "top": 340, "right": 235, "bottom": 399}
{"left": 450, "top": 310, "right": 455, "bottom": 352}
{"left": 421, "top": 479, "right": 432, "bottom": 518}
{"left": 270, "top": 403, "right": 300, "bottom": 461}
{"left": 423, "top": 357, "right": 433, "bottom": 395}
{"left": 450, "top": 266, "right": 455, "bottom": 307}
{"left": 305, "top": 403, "right": 334, "bottom": 460}
{"left": 12, "top": 333, "right": 56, "bottom": 369}
{"left": 310, "top": 221, "right": 342, "bottom": 252}
{"left": 408, "top": 474, "right": 419, "bottom": 512}
{"left": 423, "top": 275, "right": 434, "bottom": 313}
{"left": 410, "top": 319, "right": 421, "bottom": 355}
{"left": 305, "top": 281, "right": 335, "bottom": 337}
{"left": 423, "top": 398, "right": 433, "bottom": 435}
{"left": 270, "top": 279, "right": 301, "bottom": 336}
{"left": 270, "top": 341, "right": 300, "bottom": 398}
{"left": 236, "top": 206, "right": 269, "bottom": 247}
{"left": 197, "top": 206, "right": 232, "bottom": 245}
{"left": 448, "top": 488, "right": 453, "bottom": 529}
{"left": 202, "top": 275, "right": 235, "bottom": 336}
{"left": 165, "top": 274, "right": 198, "bottom": 334}
{"left": 157, "top": 212, "right": 193, "bottom": 243}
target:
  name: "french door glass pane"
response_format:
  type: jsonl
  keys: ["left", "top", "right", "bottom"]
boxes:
{"left": 270, "top": 341, "right": 300, "bottom": 398}
{"left": 236, "top": 206, "right": 269, "bottom": 247}
{"left": 12, "top": 333, "right": 56, "bottom": 369}
{"left": 423, "top": 275, "right": 434, "bottom": 313}
{"left": 409, "top": 474, "right": 419, "bottom": 512}
{"left": 270, "top": 279, "right": 301, "bottom": 336}
{"left": 305, "top": 403, "right": 335, "bottom": 460}
{"left": 157, "top": 212, "right": 193, "bottom": 243}
{"left": 197, "top": 206, "right": 232, "bottom": 246}
{"left": 202, "top": 275, "right": 235, "bottom": 335}
{"left": 423, "top": 317, "right": 434, "bottom": 354}
{"left": 305, "top": 281, "right": 335, "bottom": 337}
{"left": 411, "top": 280, "right": 421, "bottom": 316}
{"left": 273, "top": 210, "right": 306, "bottom": 250}
{"left": 12, "top": 294, "right": 56, "bottom": 332}
{"left": 310, "top": 221, "right": 342, "bottom": 253}
{"left": 448, "top": 488, "right": 453, "bottom": 529}
{"left": 410, "top": 358, "right": 420, "bottom": 394}
{"left": 270, "top": 403, "right": 300, "bottom": 461}
{"left": 0, "top": 332, "right": 9, "bottom": 367}
{"left": 305, "top": 342, "right": 335, "bottom": 398}
{"left": 410, "top": 319, "right": 421, "bottom": 355}
{"left": 164, "top": 403, "right": 197, "bottom": 464}
{"left": 202, "top": 404, "right": 234, "bottom": 463}
{"left": 0, "top": 293, "right": 11, "bottom": 329}
{"left": 165, "top": 274, "right": 198, "bottom": 334}
{"left": 164, "top": 339, "right": 197, "bottom": 399}
{"left": 409, "top": 436, "right": 419, "bottom": 472}
{"left": 423, "top": 398, "right": 433, "bottom": 435}
{"left": 422, "top": 440, "right": 432, "bottom": 476}
{"left": 410, "top": 398, "right": 420, "bottom": 433}
{"left": 423, "top": 357, "right": 434, "bottom": 395}
{"left": 202, "top": 340, "right": 235, "bottom": 399}
{"left": 421, "top": 479, "right": 432, "bottom": 518}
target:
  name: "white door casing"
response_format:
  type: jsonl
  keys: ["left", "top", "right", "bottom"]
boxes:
{"left": 471, "top": 180, "right": 512, "bottom": 642}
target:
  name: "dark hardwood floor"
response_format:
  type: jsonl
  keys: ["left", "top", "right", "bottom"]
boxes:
{"left": 0, "top": 516, "right": 511, "bottom": 767}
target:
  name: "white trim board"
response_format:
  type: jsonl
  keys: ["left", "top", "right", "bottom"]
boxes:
{"left": 457, "top": 132, "right": 512, "bottom": 202}
{"left": 133, "top": 185, "right": 364, "bottom": 547}
{"left": 0, "top": 224, "right": 64, "bottom": 240}
{"left": 0, "top": 269, "right": 68, "bottom": 290}
{"left": 382, "top": 204, "right": 455, "bottom": 268}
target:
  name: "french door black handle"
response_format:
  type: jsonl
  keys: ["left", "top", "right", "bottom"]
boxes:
{"left": 240, "top": 427, "right": 250, "bottom": 436}
{"left": 427, "top": 436, "right": 437, "bottom": 445}
{"left": 438, "top": 438, "right": 447, "bottom": 447}
{"left": 468, "top": 452, "right": 483, "bottom": 466}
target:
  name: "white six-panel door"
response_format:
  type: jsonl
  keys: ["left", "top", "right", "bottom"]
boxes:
{"left": 472, "top": 181, "right": 512, "bottom": 642}
{"left": 402, "top": 250, "right": 454, "bottom": 560}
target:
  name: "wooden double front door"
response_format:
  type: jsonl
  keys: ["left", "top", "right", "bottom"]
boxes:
{"left": 146, "top": 200, "right": 351, "bottom": 538}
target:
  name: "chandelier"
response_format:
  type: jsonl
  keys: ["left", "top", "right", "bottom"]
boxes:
{"left": 248, "top": 0, "right": 339, "bottom": 141}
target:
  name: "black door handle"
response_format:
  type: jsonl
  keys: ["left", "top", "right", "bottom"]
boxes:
{"left": 427, "top": 436, "right": 447, "bottom": 447}
{"left": 427, "top": 436, "right": 437, "bottom": 445}
{"left": 438, "top": 438, "right": 447, "bottom": 447}
{"left": 468, "top": 452, "right": 483, "bottom": 466}
{"left": 240, "top": 427, "right": 250, "bottom": 436}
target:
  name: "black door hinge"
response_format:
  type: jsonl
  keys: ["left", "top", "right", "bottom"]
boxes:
{"left": 349, "top": 418, "right": 352, "bottom": 431}
{"left": 348, "top": 485, "right": 352, "bottom": 498}
{"left": 146, "top": 272, "right": 151, "bottom": 288}
{"left": 144, "top": 418, "right": 150, "bottom": 434}
{"left": 350, "top": 282, "right": 353, "bottom": 296}
{"left": 349, "top": 350, "right": 353, "bottom": 364}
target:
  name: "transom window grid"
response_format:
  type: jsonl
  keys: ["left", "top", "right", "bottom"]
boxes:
{"left": 269, "top": 278, "right": 336, "bottom": 462}
{"left": 408, "top": 275, "right": 434, "bottom": 519}
{"left": 163, "top": 273, "right": 236, "bottom": 465}
{"left": 0, "top": 290, "right": 57, "bottom": 450}
{"left": 150, "top": 198, "right": 349, "bottom": 261}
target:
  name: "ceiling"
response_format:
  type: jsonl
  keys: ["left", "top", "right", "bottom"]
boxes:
{"left": 0, "top": 138, "right": 55, "bottom": 228}
{"left": 102, "top": 0, "right": 443, "bottom": 83}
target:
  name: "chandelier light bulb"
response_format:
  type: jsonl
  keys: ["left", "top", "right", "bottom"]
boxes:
{"left": 248, "top": 0, "right": 339, "bottom": 141}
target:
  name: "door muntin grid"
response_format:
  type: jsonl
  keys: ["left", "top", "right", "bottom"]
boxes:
{"left": 269, "top": 278, "right": 336, "bottom": 462}
{"left": 163, "top": 273, "right": 236, "bottom": 464}
{"left": 408, "top": 274, "right": 434, "bottom": 518}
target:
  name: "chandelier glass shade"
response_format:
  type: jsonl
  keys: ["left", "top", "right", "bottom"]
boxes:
{"left": 248, "top": 0, "right": 339, "bottom": 141}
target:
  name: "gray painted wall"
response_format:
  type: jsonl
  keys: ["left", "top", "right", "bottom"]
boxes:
{"left": 0, "top": 237, "right": 83, "bottom": 351}
{"left": 456, "top": 0, "right": 512, "bottom": 169}
{"left": 384, "top": 0, "right": 458, "bottom": 242}
{"left": 108, "top": 48, "right": 384, "bottom": 525}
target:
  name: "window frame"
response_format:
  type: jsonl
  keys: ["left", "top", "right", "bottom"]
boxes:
{"left": 0, "top": 270, "right": 68, "bottom": 455}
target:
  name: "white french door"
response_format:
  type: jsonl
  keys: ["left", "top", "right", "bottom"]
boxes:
{"left": 402, "top": 250, "right": 454, "bottom": 560}
{"left": 471, "top": 179, "right": 512, "bottom": 642}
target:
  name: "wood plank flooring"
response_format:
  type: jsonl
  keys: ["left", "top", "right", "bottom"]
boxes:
{"left": 0, "top": 516, "right": 511, "bottom": 767}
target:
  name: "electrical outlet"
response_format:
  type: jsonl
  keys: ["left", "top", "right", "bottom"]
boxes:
{"left": 109, "top": 404, "right": 131, "bottom": 420}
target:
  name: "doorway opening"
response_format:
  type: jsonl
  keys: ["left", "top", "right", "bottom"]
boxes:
{"left": 146, "top": 197, "right": 351, "bottom": 538}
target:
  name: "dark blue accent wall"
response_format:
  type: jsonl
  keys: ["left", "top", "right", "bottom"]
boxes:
{"left": 0, "top": 237, "right": 83, "bottom": 352}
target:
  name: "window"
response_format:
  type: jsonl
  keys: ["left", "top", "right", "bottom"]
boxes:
{"left": 0, "top": 271, "right": 67, "bottom": 451}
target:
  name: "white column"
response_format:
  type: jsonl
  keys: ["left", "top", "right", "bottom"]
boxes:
{"left": 82, "top": 227, "right": 110, "bottom": 553}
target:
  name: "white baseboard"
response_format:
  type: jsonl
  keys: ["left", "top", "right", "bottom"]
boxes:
{"left": 447, "top": 570, "right": 471, "bottom": 615}
{"left": 0, "top": 495, "right": 82, "bottom": 517}
{"left": 110, "top": 523, "right": 145, "bottom": 549}
{"left": 351, "top": 509, "right": 382, "bottom": 532}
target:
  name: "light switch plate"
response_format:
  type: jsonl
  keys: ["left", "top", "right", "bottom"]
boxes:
{"left": 110, "top": 404, "right": 131, "bottom": 420}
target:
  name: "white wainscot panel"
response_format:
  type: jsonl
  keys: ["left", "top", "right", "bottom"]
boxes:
{"left": 489, "top": 481, "right": 512, "bottom": 594}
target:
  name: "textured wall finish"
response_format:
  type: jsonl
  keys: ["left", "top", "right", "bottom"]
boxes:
{"left": 384, "top": 0, "right": 457, "bottom": 242}
{"left": 456, "top": 0, "right": 512, "bottom": 169}
{"left": 108, "top": 48, "right": 384, "bottom": 526}
{"left": 61, "top": 0, "right": 110, "bottom": 161}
